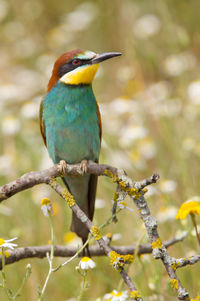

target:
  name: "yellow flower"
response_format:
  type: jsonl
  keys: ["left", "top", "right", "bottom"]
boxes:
{"left": 106, "top": 232, "right": 113, "bottom": 239}
{"left": 63, "top": 231, "right": 81, "bottom": 247}
{"left": 52, "top": 203, "right": 59, "bottom": 216}
{"left": 64, "top": 231, "right": 77, "bottom": 243}
{"left": 176, "top": 200, "right": 200, "bottom": 220}
{"left": 191, "top": 296, "right": 200, "bottom": 301}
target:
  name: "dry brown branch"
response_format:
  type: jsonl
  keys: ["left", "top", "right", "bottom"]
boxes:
{"left": 0, "top": 160, "right": 199, "bottom": 300}
{"left": 0, "top": 161, "right": 117, "bottom": 202}
{"left": 116, "top": 176, "right": 191, "bottom": 300}
{"left": 173, "top": 254, "right": 200, "bottom": 269}
{"left": 0, "top": 236, "right": 186, "bottom": 269}
{"left": 48, "top": 178, "right": 142, "bottom": 299}
{"left": 0, "top": 160, "right": 157, "bottom": 202}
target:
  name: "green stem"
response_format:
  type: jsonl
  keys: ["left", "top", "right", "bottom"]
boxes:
{"left": 38, "top": 212, "right": 55, "bottom": 301}
{"left": 1, "top": 247, "right": 6, "bottom": 288}
{"left": 52, "top": 209, "right": 121, "bottom": 273}
{"left": 52, "top": 235, "right": 91, "bottom": 273}
{"left": 49, "top": 214, "right": 55, "bottom": 262}
{"left": 190, "top": 213, "right": 200, "bottom": 248}
{"left": 13, "top": 264, "right": 31, "bottom": 299}
{"left": 99, "top": 208, "right": 121, "bottom": 230}
{"left": 1, "top": 248, "right": 13, "bottom": 300}
{"left": 77, "top": 271, "right": 87, "bottom": 301}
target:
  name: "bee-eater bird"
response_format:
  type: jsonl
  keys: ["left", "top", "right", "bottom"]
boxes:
{"left": 39, "top": 49, "right": 121, "bottom": 245}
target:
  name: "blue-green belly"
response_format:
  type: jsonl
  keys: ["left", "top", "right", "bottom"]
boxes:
{"left": 43, "top": 82, "right": 100, "bottom": 165}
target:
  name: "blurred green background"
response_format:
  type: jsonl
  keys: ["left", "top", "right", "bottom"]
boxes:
{"left": 0, "top": 0, "right": 200, "bottom": 300}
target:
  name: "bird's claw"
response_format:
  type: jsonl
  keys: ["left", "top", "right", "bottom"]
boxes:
{"left": 80, "top": 160, "right": 88, "bottom": 175}
{"left": 58, "top": 160, "right": 67, "bottom": 175}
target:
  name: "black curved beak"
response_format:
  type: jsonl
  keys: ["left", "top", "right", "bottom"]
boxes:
{"left": 91, "top": 52, "right": 122, "bottom": 64}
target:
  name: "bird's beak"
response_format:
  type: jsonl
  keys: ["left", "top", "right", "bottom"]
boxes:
{"left": 91, "top": 52, "right": 122, "bottom": 64}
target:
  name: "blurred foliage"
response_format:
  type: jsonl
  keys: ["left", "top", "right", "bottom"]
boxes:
{"left": 0, "top": 0, "right": 200, "bottom": 300}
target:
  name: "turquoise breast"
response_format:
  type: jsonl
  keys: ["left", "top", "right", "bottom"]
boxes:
{"left": 43, "top": 82, "right": 101, "bottom": 164}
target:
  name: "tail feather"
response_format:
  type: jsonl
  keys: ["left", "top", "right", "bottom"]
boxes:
{"left": 62, "top": 174, "right": 97, "bottom": 242}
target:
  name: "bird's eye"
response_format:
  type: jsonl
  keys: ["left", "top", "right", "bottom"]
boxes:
{"left": 72, "top": 59, "right": 81, "bottom": 66}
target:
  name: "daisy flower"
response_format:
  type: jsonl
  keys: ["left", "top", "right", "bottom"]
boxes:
{"left": 104, "top": 290, "right": 128, "bottom": 301}
{"left": 64, "top": 231, "right": 81, "bottom": 247}
{"left": 78, "top": 257, "right": 96, "bottom": 270}
{"left": 40, "top": 197, "right": 53, "bottom": 217}
{"left": 0, "top": 237, "right": 18, "bottom": 250}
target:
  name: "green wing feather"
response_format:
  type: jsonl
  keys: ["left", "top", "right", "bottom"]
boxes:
{"left": 39, "top": 98, "right": 46, "bottom": 146}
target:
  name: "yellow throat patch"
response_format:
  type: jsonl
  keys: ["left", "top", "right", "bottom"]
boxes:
{"left": 60, "top": 64, "right": 99, "bottom": 85}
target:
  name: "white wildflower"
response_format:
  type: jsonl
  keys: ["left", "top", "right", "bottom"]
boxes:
{"left": 133, "top": 14, "right": 161, "bottom": 39}
{"left": 0, "top": 237, "right": 18, "bottom": 250}
{"left": 21, "top": 101, "right": 38, "bottom": 119}
{"left": 112, "top": 233, "right": 122, "bottom": 241}
{"left": 187, "top": 80, "right": 200, "bottom": 104}
{"left": 78, "top": 257, "right": 96, "bottom": 270}
{"left": 182, "top": 137, "right": 196, "bottom": 151}
{"left": 95, "top": 198, "right": 106, "bottom": 209}
{"left": 157, "top": 206, "right": 177, "bottom": 223}
{"left": 40, "top": 198, "right": 53, "bottom": 217}
{"left": 119, "top": 125, "right": 148, "bottom": 147}
{"left": 1, "top": 116, "right": 20, "bottom": 135}
{"left": 104, "top": 290, "right": 128, "bottom": 301}
{"left": 159, "top": 180, "right": 176, "bottom": 193}
{"left": 163, "top": 52, "right": 196, "bottom": 77}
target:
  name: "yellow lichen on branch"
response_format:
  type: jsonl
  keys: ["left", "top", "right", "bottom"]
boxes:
{"left": 170, "top": 278, "right": 179, "bottom": 290}
{"left": 109, "top": 250, "right": 134, "bottom": 270}
{"left": 91, "top": 226, "right": 102, "bottom": 240}
{"left": 152, "top": 238, "right": 163, "bottom": 249}
{"left": 171, "top": 261, "right": 180, "bottom": 271}
{"left": 130, "top": 290, "right": 142, "bottom": 300}
{"left": 61, "top": 188, "right": 75, "bottom": 207}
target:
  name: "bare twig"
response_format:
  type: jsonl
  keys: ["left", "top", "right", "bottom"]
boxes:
{"left": 173, "top": 255, "right": 200, "bottom": 269}
{"left": 0, "top": 160, "right": 198, "bottom": 300}
{"left": 0, "top": 236, "right": 186, "bottom": 269}
{"left": 133, "top": 194, "right": 190, "bottom": 300}
{"left": 48, "top": 179, "right": 142, "bottom": 300}
{"left": 0, "top": 161, "right": 117, "bottom": 202}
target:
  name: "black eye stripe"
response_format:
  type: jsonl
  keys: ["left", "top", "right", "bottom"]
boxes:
{"left": 58, "top": 59, "right": 92, "bottom": 78}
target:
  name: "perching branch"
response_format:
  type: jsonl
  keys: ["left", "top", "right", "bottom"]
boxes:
{"left": 0, "top": 160, "right": 156, "bottom": 202}
{"left": 0, "top": 160, "right": 199, "bottom": 300}
{"left": 0, "top": 235, "right": 187, "bottom": 269}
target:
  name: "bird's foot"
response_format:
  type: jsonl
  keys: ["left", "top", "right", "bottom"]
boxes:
{"left": 58, "top": 160, "right": 67, "bottom": 176}
{"left": 80, "top": 160, "right": 88, "bottom": 175}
